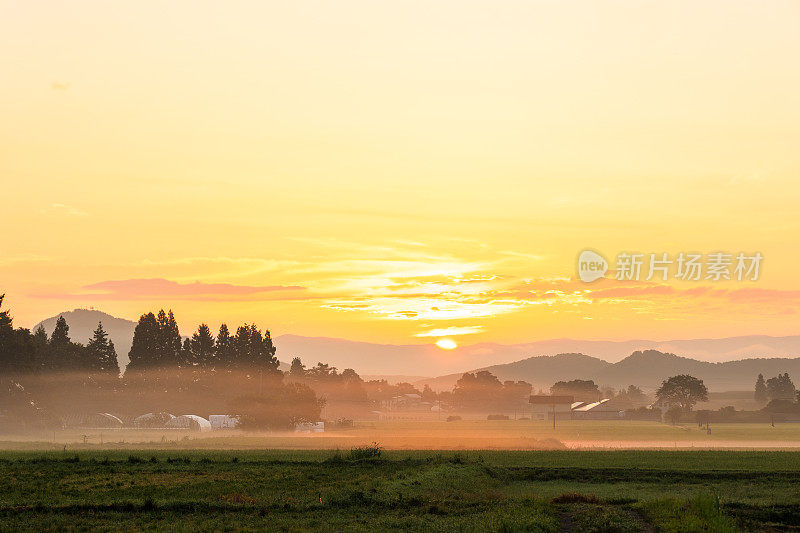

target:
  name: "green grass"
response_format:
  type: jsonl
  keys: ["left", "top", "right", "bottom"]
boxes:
{"left": 1, "top": 449, "right": 800, "bottom": 530}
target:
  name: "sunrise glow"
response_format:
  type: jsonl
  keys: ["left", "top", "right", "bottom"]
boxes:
{"left": 436, "top": 339, "right": 458, "bottom": 351}
{"left": 1, "top": 1, "right": 799, "bottom": 356}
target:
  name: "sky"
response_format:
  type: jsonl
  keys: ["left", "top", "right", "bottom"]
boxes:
{"left": 2, "top": 1, "right": 800, "bottom": 349}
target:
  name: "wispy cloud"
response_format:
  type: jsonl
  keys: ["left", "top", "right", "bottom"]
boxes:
{"left": 40, "top": 203, "right": 88, "bottom": 217}
{"left": 414, "top": 326, "right": 485, "bottom": 337}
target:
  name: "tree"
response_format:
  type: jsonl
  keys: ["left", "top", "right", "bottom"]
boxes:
{"left": 655, "top": 375, "right": 708, "bottom": 412}
{"left": 289, "top": 357, "right": 306, "bottom": 377}
{"left": 230, "top": 382, "right": 325, "bottom": 430}
{"left": 501, "top": 380, "right": 533, "bottom": 406}
{"left": 231, "top": 324, "right": 279, "bottom": 373}
{"left": 551, "top": 379, "right": 600, "bottom": 402}
{"left": 126, "top": 312, "right": 159, "bottom": 371}
{"left": 190, "top": 324, "right": 216, "bottom": 368}
{"left": 454, "top": 371, "right": 503, "bottom": 407}
{"left": 216, "top": 324, "right": 232, "bottom": 367}
{"left": 126, "top": 310, "right": 184, "bottom": 372}
{"left": 306, "top": 362, "right": 338, "bottom": 380}
{"left": 156, "top": 310, "right": 183, "bottom": 367}
{"left": 48, "top": 316, "right": 79, "bottom": 371}
{"left": 754, "top": 374, "right": 768, "bottom": 403}
{"left": 421, "top": 384, "right": 437, "bottom": 403}
{"left": 85, "top": 322, "right": 120, "bottom": 374}
{"left": 766, "top": 373, "right": 795, "bottom": 401}
{"left": 0, "top": 295, "right": 38, "bottom": 374}
{"left": 665, "top": 406, "right": 683, "bottom": 425}
{"left": 617, "top": 385, "right": 649, "bottom": 404}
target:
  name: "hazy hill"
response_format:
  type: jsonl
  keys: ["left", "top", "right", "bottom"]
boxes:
{"left": 33, "top": 309, "right": 139, "bottom": 369}
{"left": 417, "top": 350, "right": 800, "bottom": 392}
{"left": 30, "top": 309, "right": 800, "bottom": 387}
{"left": 263, "top": 334, "right": 800, "bottom": 376}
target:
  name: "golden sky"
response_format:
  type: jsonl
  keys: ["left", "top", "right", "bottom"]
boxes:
{"left": 2, "top": 1, "right": 800, "bottom": 346}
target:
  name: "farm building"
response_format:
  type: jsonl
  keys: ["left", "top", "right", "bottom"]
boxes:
{"left": 528, "top": 395, "right": 574, "bottom": 421}
{"left": 572, "top": 398, "right": 627, "bottom": 420}
{"left": 209, "top": 415, "right": 240, "bottom": 429}
{"left": 133, "top": 412, "right": 176, "bottom": 429}
{"left": 64, "top": 412, "right": 124, "bottom": 428}
{"left": 166, "top": 415, "right": 212, "bottom": 431}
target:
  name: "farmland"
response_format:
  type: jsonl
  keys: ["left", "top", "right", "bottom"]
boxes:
{"left": 1, "top": 448, "right": 800, "bottom": 531}
{"left": 3, "top": 420, "right": 800, "bottom": 530}
{"left": 5, "top": 419, "right": 800, "bottom": 451}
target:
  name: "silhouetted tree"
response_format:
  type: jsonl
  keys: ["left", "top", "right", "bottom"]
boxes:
{"left": 216, "top": 324, "right": 232, "bottom": 367}
{"left": 155, "top": 310, "right": 183, "bottom": 367}
{"left": 754, "top": 373, "right": 768, "bottom": 403}
{"left": 289, "top": 357, "right": 306, "bottom": 377}
{"left": 551, "top": 379, "right": 600, "bottom": 402}
{"left": 306, "top": 362, "right": 338, "bottom": 380}
{"left": 766, "top": 373, "right": 795, "bottom": 401}
{"left": 85, "top": 322, "right": 120, "bottom": 374}
{"left": 126, "top": 309, "right": 185, "bottom": 372}
{"left": 656, "top": 375, "right": 708, "bottom": 412}
{"left": 454, "top": 371, "right": 502, "bottom": 408}
{"left": 190, "top": 324, "right": 215, "bottom": 368}
{"left": 48, "top": 316, "right": 81, "bottom": 371}
{"left": 0, "top": 295, "right": 38, "bottom": 374}
{"left": 126, "top": 312, "right": 158, "bottom": 371}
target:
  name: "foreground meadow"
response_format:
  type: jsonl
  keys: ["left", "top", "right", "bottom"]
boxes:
{"left": 1, "top": 449, "right": 799, "bottom": 531}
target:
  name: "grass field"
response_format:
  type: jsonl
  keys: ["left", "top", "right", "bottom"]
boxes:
{"left": 5, "top": 419, "right": 800, "bottom": 451}
{"left": 1, "top": 448, "right": 800, "bottom": 531}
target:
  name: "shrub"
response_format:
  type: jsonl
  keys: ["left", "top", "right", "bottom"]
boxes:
{"left": 346, "top": 442, "right": 382, "bottom": 461}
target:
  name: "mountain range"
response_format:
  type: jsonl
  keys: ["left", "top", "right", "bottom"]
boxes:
{"left": 415, "top": 350, "right": 800, "bottom": 392}
{"left": 31, "top": 309, "right": 800, "bottom": 391}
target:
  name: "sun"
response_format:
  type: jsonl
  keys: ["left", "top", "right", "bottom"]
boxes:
{"left": 435, "top": 339, "right": 458, "bottom": 350}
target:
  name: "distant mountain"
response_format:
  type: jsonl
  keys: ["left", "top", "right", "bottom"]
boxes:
{"left": 30, "top": 309, "right": 800, "bottom": 386}
{"left": 33, "top": 309, "right": 139, "bottom": 369}
{"left": 416, "top": 350, "right": 800, "bottom": 392}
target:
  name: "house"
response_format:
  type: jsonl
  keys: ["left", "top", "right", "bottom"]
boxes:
{"left": 529, "top": 395, "right": 574, "bottom": 421}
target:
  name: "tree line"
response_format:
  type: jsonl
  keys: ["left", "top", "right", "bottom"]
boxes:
{"left": 0, "top": 295, "right": 119, "bottom": 375}
{"left": 126, "top": 310, "right": 279, "bottom": 374}
{"left": 0, "top": 296, "right": 280, "bottom": 378}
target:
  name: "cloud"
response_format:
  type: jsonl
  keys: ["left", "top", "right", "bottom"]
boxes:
{"left": 414, "top": 326, "right": 485, "bottom": 337}
{"left": 51, "top": 82, "right": 70, "bottom": 91}
{"left": 40, "top": 203, "right": 88, "bottom": 217}
{"left": 35, "top": 278, "right": 307, "bottom": 301}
